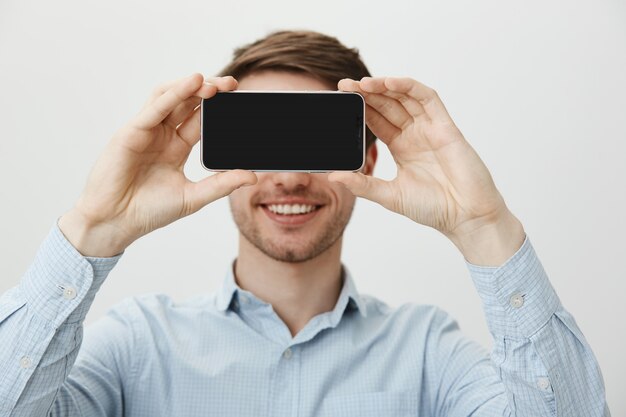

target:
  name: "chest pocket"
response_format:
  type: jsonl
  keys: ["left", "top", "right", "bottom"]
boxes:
{"left": 319, "top": 391, "right": 418, "bottom": 417}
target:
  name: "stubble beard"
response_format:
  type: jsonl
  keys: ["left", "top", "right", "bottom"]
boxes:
{"left": 230, "top": 202, "right": 355, "bottom": 263}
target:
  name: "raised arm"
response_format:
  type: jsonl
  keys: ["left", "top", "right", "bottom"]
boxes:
{"left": 333, "top": 76, "right": 609, "bottom": 416}
{"left": 0, "top": 74, "right": 255, "bottom": 416}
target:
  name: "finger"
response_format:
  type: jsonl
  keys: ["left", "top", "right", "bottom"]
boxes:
{"left": 146, "top": 75, "right": 192, "bottom": 104}
{"left": 359, "top": 91, "right": 413, "bottom": 131}
{"left": 338, "top": 78, "right": 363, "bottom": 92}
{"left": 364, "top": 104, "right": 401, "bottom": 145}
{"left": 205, "top": 75, "right": 238, "bottom": 91}
{"left": 176, "top": 105, "right": 203, "bottom": 146}
{"left": 359, "top": 77, "right": 426, "bottom": 118}
{"left": 383, "top": 77, "right": 452, "bottom": 122}
{"left": 184, "top": 170, "right": 258, "bottom": 214}
{"left": 147, "top": 75, "right": 237, "bottom": 104}
{"left": 162, "top": 76, "right": 222, "bottom": 128}
{"left": 328, "top": 171, "right": 395, "bottom": 207}
{"left": 174, "top": 76, "right": 239, "bottom": 145}
{"left": 133, "top": 73, "right": 206, "bottom": 130}
{"left": 358, "top": 77, "right": 391, "bottom": 94}
{"left": 164, "top": 96, "right": 202, "bottom": 128}
{"left": 339, "top": 79, "right": 401, "bottom": 144}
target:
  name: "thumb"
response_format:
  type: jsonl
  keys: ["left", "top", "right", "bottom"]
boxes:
{"left": 184, "top": 169, "right": 258, "bottom": 214}
{"left": 328, "top": 171, "right": 394, "bottom": 206}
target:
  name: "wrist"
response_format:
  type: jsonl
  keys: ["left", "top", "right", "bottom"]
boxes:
{"left": 58, "top": 209, "right": 132, "bottom": 257}
{"left": 445, "top": 208, "right": 526, "bottom": 266}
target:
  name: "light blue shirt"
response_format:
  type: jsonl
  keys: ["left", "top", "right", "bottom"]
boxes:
{"left": 0, "top": 223, "right": 609, "bottom": 416}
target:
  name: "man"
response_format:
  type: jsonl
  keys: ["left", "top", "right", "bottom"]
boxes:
{"left": 0, "top": 30, "right": 609, "bottom": 416}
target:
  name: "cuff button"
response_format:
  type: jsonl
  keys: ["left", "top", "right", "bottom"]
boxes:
{"left": 509, "top": 293, "right": 525, "bottom": 308}
{"left": 19, "top": 356, "right": 32, "bottom": 369}
{"left": 62, "top": 286, "right": 77, "bottom": 300}
{"left": 537, "top": 377, "right": 551, "bottom": 390}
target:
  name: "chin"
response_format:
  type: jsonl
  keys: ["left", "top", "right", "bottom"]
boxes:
{"left": 261, "top": 242, "right": 318, "bottom": 263}
{"left": 272, "top": 251, "right": 313, "bottom": 264}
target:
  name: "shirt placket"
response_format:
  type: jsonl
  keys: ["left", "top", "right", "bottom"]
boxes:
{"left": 268, "top": 344, "right": 302, "bottom": 417}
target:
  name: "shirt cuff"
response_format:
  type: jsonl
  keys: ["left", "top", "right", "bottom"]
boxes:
{"left": 19, "top": 222, "right": 123, "bottom": 327}
{"left": 466, "top": 235, "right": 561, "bottom": 339}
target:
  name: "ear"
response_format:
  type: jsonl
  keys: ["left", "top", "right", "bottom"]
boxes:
{"left": 362, "top": 142, "right": 378, "bottom": 176}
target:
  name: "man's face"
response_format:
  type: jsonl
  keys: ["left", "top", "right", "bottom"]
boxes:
{"left": 228, "top": 70, "right": 376, "bottom": 263}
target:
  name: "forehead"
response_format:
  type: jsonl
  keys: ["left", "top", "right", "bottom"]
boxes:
{"left": 236, "top": 70, "right": 335, "bottom": 91}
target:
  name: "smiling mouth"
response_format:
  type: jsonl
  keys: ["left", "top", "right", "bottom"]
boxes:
{"left": 265, "top": 203, "right": 319, "bottom": 215}
{"left": 259, "top": 203, "right": 323, "bottom": 225}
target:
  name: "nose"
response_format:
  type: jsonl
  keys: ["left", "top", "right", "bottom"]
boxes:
{"left": 269, "top": 172, "right": 312, "bottom": 190}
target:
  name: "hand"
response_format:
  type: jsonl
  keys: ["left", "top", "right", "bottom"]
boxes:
{"left": 59, "top": 74, "right": 257, "bottom": 257}
{"left": 331, "top": 77, "right": 524, "bottom": 265}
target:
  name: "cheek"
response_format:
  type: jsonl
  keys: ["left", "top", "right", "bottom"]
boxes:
{"left": 330, "top": 185, "right": 356, "bottom": 214}
{"left": 228, "top": 188, "right": 249, "bottom": 213}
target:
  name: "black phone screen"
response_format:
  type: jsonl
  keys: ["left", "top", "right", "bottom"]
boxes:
{"left": 201, "top": 91, "right": 365, "bottom": 171}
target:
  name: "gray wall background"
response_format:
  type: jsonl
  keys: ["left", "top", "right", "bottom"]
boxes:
{"left": 1, "top": 0, "right": 624, "bottom": 412}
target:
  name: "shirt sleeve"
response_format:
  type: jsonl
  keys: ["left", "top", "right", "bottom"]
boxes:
{"left": 466, "top": 235, "right": 610, "bottom": 416}
{"left": 0, "top": 221, "right": 122, "bottom": 416}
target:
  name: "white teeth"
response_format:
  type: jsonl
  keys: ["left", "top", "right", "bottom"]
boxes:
{"left": 267, "top": 204, "right": 316, "bottom": 215}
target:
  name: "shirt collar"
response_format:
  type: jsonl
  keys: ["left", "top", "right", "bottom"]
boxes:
{"left": 215, "top": 263, "right": 239, "bottom": 312}
{"left": 215, "top": 262, "right": 367, "bottom": 318}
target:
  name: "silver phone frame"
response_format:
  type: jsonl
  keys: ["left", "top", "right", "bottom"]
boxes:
{"left": 199, "top": 90, "right": 366, "bottom": 173}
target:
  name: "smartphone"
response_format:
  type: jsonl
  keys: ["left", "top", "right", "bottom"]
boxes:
{"left": 201, "top": 91, "right": 365, "bottom": 172}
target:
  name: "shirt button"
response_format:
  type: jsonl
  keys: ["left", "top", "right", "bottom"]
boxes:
{"left": 537, "top": 377, "right": 551, "bottom": 390}
{"left": 509, "top": 293, "right": 525, "bottom": 308}
{"left": 19, "top": 356, "right": 32, "bottom": 369}
{"left": 62, "top": 286, "right": 77, "bottom": 300}
{"left": 283, "top": 348, "right": 293, "bottom": 359}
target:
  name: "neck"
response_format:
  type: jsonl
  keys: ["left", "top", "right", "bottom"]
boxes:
{"left": 234, "top": 234, "right": 344, "bottom": 337}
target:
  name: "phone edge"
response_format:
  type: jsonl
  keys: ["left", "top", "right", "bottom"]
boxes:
{"left": 200, "top": 91, "right": 366, "bottom": 173}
